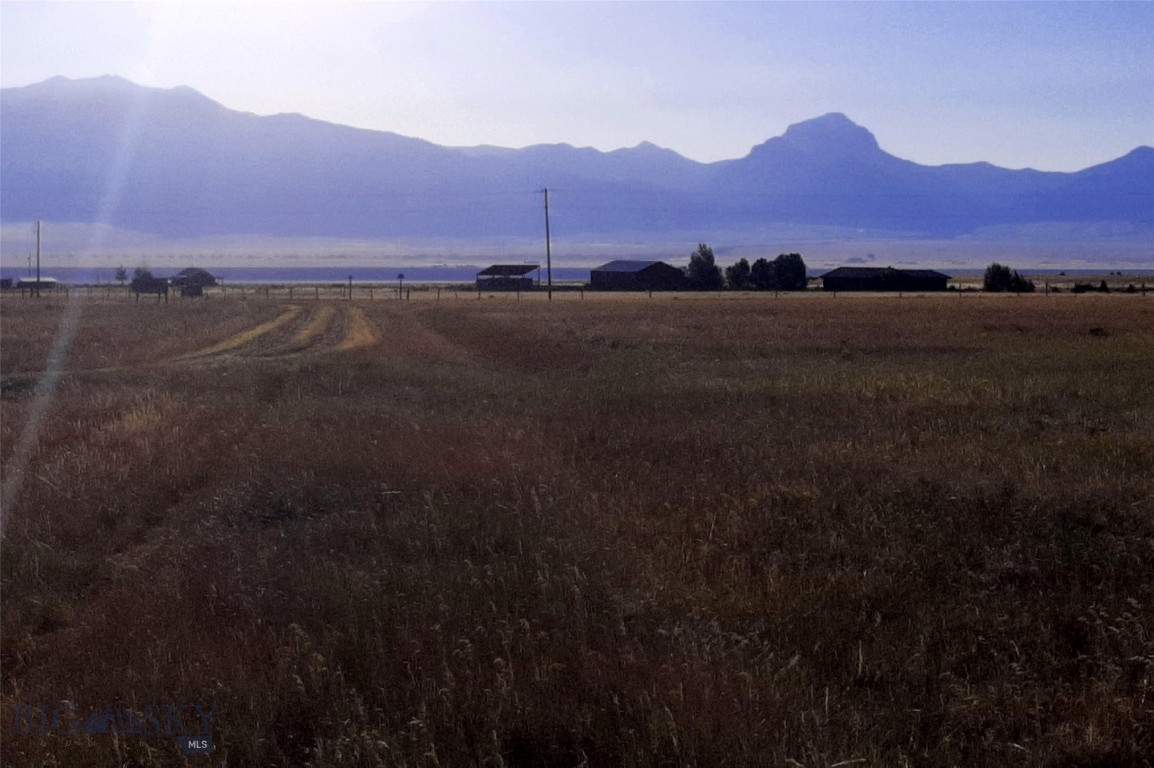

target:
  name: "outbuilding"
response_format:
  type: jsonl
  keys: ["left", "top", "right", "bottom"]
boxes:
{"left": 820, "top": 267, "right": 950, "bottom": 292}
{"left": 171, "top": 267, "right": 218, "bottom": 288}
{"left": 476, "top": 264, "right": 539, "bottom": 291}
{"left": 171, "top": 267, "right": 217, "bottom": 297}
{"left": 589, "top": 260, "right": 687, "bottom": 291}
{"left": 16, "top": 277, "right": 58, "bottom": 291}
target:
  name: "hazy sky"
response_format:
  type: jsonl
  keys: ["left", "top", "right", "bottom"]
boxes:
{"left": 2, "top": 1, "right": 1152, "bottom": 171}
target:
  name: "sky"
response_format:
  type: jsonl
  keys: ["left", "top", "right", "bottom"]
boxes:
{"left": 2, "top": 1, "right": 1153, "bottom": 172}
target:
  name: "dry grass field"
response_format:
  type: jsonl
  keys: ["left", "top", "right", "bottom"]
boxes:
{"left": 2, "top": 290, "right": 1153, "bottom": 767}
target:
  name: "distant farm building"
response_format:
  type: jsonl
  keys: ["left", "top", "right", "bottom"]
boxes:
{"left": 589, "top": 260, "right": 687, "bottom": 291}
{"left": 16, "top": 277, "right": 58, "bottom": 291}
{"left": 476, "top": 264, "right": 539, "bottom": 291}
{"left": 821, "top": 267, "right": 950, "bottom": 292}
{"left": 171, "top": 267, "right": 217, "bottom": 297}
{"left": 130, "top": 272, "right": 169, "bottom": 301}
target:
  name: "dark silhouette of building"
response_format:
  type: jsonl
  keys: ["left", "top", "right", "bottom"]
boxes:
{"left": 170, "top": 267, "right": 217, "bottom": 297}
{"left": 590, "top": 260, "right": 687, "bottom": 291}
{"left": 171, "top": 267, "right": 217, "bottom": 287}
{"left": 476, "top": 264, "right": 539, "bottom": 291}
{"left": 820, "top": 267, "right": 950, "bottom": 292}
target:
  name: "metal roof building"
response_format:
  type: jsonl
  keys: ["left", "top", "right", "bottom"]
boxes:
{"left": 589, "top": 260, "right": 687, "bottom": 291}
{"left": 820, "top": 267, "right": 951, "bottom": 292}
{"left": 476, "top": 264, "right": 539, "bottom": 291}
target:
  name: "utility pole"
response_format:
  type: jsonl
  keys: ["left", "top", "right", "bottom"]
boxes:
{"left": 35, "top": 220, "right": 41, "bottom": 298}
{"left": 542, "top": 188, "right": 553, "bottom": 300}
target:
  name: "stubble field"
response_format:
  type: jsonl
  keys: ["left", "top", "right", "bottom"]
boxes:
{"left": 2, "top": 290, "right": 1153, "bottom": 766}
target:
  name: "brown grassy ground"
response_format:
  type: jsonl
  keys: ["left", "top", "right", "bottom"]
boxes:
{"left": 2, "top": 291, "right": 1153, "bottom": 766}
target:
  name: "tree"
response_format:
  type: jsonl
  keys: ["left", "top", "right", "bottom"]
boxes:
{"left": 687, "top": 242, "right": 723, "bottom": 291}
{"left": 115, "top": 265, "right": 128, "bottom": 285}
{"left": 983, "top": 262, "right": 1035, "bottom": 293}
{"left": 133, "top": 266, "right": 151, "bottom": 280}
{"left": 725, "top": 258, "right": 751, "bottom": 290}
{"left": 748, "top": 253, "right": 809, "bottom": 291}
{"left": 749, "top": 257, "right": 776, "bottom": 290}
{"left": 773, "top": 253, "right": 808, "bottom": 290}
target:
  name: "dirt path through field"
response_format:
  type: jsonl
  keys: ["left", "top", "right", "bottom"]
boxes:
{"left": 338, "top": 305, "right": 380, "bottom": 350}
{"left": 174, "top": 305, "right": 303, "bottom": 361}
{"left": 3, "top": 302, "right": 382, "bottom": 383}
{"left": 292, "top": 304, "right": 336, "bottom": 345}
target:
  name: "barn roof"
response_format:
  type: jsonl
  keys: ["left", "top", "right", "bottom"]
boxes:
{"left": 900, "top": 269, "right": 952, "bottom": 279}
{"left": 821, "top": 267, "right": 895, "bottom": 279}
{"left": 821, "top": 266, "right": 950, "bottom": 279}
{"left": 592, "top": 260, "right": 674, "bottom": 273}
{"left": 478, "top": 264, "right": 539, "bottom": 277}
{"left": 176, "top": 267, "right": 216, "bottom": 279}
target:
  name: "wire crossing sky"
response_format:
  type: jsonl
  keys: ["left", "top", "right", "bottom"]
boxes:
{"left": 2, "top": 1, "right": 1152, "bottom": 172}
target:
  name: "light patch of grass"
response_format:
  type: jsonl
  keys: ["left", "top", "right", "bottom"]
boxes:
{"left": 291, "top": 304, "right": 336, "bottom": 345}
{"left": 337, "top": 304, "right": 380, "bottom": 350}
{"left": 175, "top": 305, "right": 302, "bottom": 359}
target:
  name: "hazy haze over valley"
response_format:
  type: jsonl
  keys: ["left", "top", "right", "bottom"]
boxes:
{"left": 1, "top": 2, "right": 1151, "bottom": 270}
{"left": 2, "top": 76, "right": 1151, "bottom": 271}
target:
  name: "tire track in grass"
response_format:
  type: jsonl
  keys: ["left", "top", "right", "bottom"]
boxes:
{"left": 292, "top": 304, "right": 336, "bottom": 346}
{"left": 174, "top": 305, "right": 303, "bottom": 361}
{"left": 246, "top": 304, "right": 341, "bottom": 358}
{"left": 338, "top": 304, "right": 380, "bottom": 350}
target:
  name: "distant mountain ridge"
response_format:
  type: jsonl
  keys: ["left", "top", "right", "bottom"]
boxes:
{"left": 2, "top": 76, "right": 1151, "bottom": 243}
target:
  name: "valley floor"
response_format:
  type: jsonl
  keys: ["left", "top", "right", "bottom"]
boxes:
{"left": 2, "top": 291, "right": 1153, "bottom": 766}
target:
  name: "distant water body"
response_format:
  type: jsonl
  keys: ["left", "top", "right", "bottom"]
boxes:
{"left": 1, "top": 266, "right": 1149, "bottom": 285}
{"left": 0, "top": 266, "right": 588, "bottom": 285}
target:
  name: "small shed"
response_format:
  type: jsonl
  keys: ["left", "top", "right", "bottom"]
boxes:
{"left": 590, "top": 260, "right": 687, "bottom": 291}
{"left": 16, "top": 277, "right": 59, "bottom": 291}
{"left": 821, "top": 267, "right": 950, "bottom": 292}
{"left": 476, "top": 264, "right": 539, "bottom": 291}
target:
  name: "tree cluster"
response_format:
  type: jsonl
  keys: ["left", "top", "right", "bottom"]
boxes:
{"left": 983, "top": 263, "right": 1035, "bottom": 293}
{"left": 686, "top": 244, "right": 808, "bottom": 291}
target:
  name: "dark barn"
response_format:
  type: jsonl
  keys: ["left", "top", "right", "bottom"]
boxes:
{"left": 590, "top": 260, "right": 687, "bottom": 291}
{"left": 476, "top": 264, "right": 539, "bottom": 291}
{"left": 171, "top": 267, "right": 218, "bottom": 297}
{"left": 821, "top": 266, "right": 951, "bottom": 292}
{"left": 171, "top": 267, "right": 217, "bottom": 288}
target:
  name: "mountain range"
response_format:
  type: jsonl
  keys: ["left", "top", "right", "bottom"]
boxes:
{"left": 2, "top": 76, "right": 1152, "bottom": 252}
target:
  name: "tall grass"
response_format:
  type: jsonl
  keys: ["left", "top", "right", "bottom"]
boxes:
{"left": 2, "top": 293, "right": 1152, "bottom": 766}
